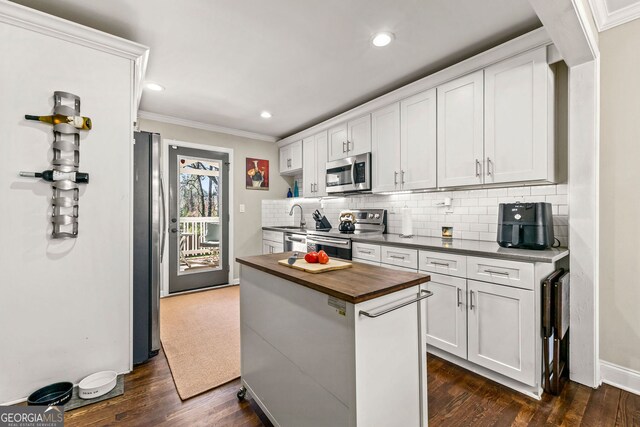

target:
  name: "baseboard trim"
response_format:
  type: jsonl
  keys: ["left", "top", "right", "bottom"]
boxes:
{"left": 600, "top": 360, "right": 640, "bottom": 396}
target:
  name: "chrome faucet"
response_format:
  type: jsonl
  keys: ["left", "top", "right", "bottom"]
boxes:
{"left": 289, "top": 204, "right": 306, "bottom": 229}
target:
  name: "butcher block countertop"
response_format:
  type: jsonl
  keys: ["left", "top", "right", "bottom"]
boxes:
{"left": 236, "top": 252, "right": 430, "bottom": 304}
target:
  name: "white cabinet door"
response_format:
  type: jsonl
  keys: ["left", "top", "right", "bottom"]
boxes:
{"left": 289, "top": 139, "right": 303, "bottom": 171}
{"left": 314, "top": 131, "right": 328, "bottom": 197}
{"left": 302, "top": 137, "right": 316, "bottom": 197}
{"left": 401, "top": 89, "right": 437, "bottom": 191}
{"left": 467, "top": 280, "right": 536, "bottom": 386}
{"left": 328, "top": 123, "right": 348, "bottom": 161}
{"left": 279, "top": 145, "right": 290, "bottom": 174}
{"left": 437, "top": 70, "right": 484, "bottom": 187}
{"left": 484, "top": 47, "right": 552, "bottom": 184}
{"left": 262, "top": 241, "right": 272, "bottom": 254}
{"left": 372, "top": 103, "right": 401, "bottom": 193}
{"left": 424, "top": 273, "right": 467, "bottom": 359}
{"left": 347, "top": 114, "right": 371, "bottom": 156}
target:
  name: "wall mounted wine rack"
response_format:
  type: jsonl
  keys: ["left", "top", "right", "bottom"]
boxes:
{"left": 21, "top": 91, "right": 91, "bottom": 238}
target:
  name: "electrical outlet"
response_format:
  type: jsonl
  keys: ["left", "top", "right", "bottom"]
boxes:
{"left": 239, "top": 204, "right": 245, "bottom": 213}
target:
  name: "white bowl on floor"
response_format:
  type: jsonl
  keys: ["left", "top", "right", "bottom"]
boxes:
{"left": 78, "top": 371, "right": 118, "bottom": 399}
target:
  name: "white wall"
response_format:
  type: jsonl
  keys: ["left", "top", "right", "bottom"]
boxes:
{"left": 0, "top": 19, "right": 135, "bottom": 402}
{"left": 599, "top": 17, "right": 640, "bottom": 374}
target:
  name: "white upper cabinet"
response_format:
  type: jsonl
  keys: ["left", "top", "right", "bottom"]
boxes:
{"left": 437, "top": 70, "right": 485, "bottom": 188}
{"left": 328, "top": 123, "right": 348, "bottom": 162}
{"left": 372, "top": 103, "right": 401, "bottom": 193}
{"left": 347, "top": 114, "right": 371, "bottom": 156}
{"left": 401, "top": 89, "right": 437, "bottom": 191}
{"left": 279, "top": 140, "right": 303, "bottom": 175}
{"left": 302, "top": 131, "right": 328, "bottom": 197}
{"left": 484, "top": 47, "right": 554, "bottom": 184}
{"left": 327, "top": 114, "right": 371, "bottom": 161}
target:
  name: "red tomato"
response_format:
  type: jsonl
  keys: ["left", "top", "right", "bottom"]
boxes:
{"left": 317, "top": 250, "right": 329, "bottom": 264}
{"left": 304, "top": 252, "right": 319, "bottom": 263}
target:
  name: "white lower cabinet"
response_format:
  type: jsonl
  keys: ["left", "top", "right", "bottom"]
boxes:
{"left": 424, "top": 273, "right": 467, "bottom": 359}
{"left": 262, "top": 230, "right": 284, "bottom": 254}
{"left": 467, "top": 279, "right": 536, "bottom": 386}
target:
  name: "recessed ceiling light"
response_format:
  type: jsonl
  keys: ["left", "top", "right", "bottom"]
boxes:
{"left": 372, "top": 32, "right": 394, "bottom": 47}
{"left": 260, "top": 111, "right": 272, "bottom": 119}
{"left": 145, "top": 82, "right": 165, "bottom": 91}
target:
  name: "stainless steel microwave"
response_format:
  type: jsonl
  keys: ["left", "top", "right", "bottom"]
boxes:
{"left": 325, "top": 153, "right": 371, "bottom": 194}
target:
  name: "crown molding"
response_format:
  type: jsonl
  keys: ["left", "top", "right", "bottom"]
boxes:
{"left": 588, "top": 0, "right": 640, "bottom": 31}
{"left": 137, "top": 111, "right": 279, "bottom": 143}
{"left": 0, "top": 1, "right": 149, "bottom": 110}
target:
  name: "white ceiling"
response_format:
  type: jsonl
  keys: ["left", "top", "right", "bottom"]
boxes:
{"left": 11, "top": 0, "right": 541, "bottom": 139}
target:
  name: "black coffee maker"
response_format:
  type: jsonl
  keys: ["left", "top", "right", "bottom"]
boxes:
{"left": 497, "top": 202, "right": 554, "bottom": 250}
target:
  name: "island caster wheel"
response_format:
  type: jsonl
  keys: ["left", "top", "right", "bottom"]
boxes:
{"left": 237, "top": 386, "right": 247, "bottom": 401}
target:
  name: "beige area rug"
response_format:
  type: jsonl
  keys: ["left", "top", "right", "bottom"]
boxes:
{"left": 160, "top": 286, "right": 240, "bottom": 400}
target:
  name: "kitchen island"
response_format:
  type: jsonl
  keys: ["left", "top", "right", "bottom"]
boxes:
{"left": 236, "top": 252, "right": 431, "bottom": 427}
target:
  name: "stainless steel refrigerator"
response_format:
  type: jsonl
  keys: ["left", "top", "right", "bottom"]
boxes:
{"left": 133, "top": 131, "right": 163, "bottom": 364}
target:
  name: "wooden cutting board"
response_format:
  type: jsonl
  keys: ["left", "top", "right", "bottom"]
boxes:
{"left": 278, "top": 258, "right": 353, "bottom": 273}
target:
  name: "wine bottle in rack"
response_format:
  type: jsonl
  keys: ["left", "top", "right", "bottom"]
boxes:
{"left": 24, "top": 114, "right": 92, "bottom": 130}
{"left": 20, "top": 170, "right": 89, "bottom": 184}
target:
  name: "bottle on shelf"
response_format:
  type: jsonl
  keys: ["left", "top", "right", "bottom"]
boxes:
{"left": 20, "top": 170, "right": 89, "bottom": 184}
{"left": 293, "top": 180, "right": 299, "bottom": 198}
{"left": 287, "top": 188, "right": 293, "bottom": 198}
{"left": 25, "top": 114, "right": 92, "bottom": 130}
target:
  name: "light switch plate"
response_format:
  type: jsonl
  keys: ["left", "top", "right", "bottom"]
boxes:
{"left": 239, "top": 204, "right": 245, "bottom": 213}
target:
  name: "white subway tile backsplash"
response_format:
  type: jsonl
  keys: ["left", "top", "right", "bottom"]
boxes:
{"left": 263, "top": 183, "right": 569, "bottom": 247}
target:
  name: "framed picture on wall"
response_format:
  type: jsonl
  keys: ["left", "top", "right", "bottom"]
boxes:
{"left": 246, "top": 158, "right": 269, "bottom": 190}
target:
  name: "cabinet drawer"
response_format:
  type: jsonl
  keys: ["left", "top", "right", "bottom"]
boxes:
{"left": 418, "top": 251, "right": 467, "bottom": 278}
{"left": 381, "top": 246, "right": 418, "bottom": 270}
{"left": 263, "top": 230, "right": 284, "bottom": 244}
{"left": 262, "top": 240, "right": 284, "bottom": 255}
{"left": 352, "top": 242, "right": 381, "bottom": 262}
{"left": 466, "top": 256, "right": 534, "bottom": 290}
{"left": 381, "top": 263, "right": 417, "bottom": 273}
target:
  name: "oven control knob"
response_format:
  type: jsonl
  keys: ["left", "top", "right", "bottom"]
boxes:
{"left": 368, "top": 213, "right": 374, "bottom": 219}
{"left": 374, "top": 214, "right": 380, "bottom": 219}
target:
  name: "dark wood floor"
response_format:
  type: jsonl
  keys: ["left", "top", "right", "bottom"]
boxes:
{"left": 64, "top": 350, "right": 640, "bottom": 426}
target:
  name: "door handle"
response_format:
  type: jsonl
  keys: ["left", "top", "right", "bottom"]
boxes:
{"left": 394, "top": 171, "right": 398, "bottom": 185}
{"left": 159, "top": 177, "right": 167, "bottom": 263}
{"left": 457, "top": 288, "right": 463, "bottom": 307}
{"left": 343, "top": 141, "right": 347, "bottom": 153}
{"left": 475, "top": 159, "right": 481, "bottom": 177}
{"left": 469, "top": 290, "right": 475, "bottom": 310}
{"left": 486, "top": 157, "right": 493, "bottom": 176}
{"left": 359, "top": 290, "right": 433, "bottom": 318}
{"left": 171, "top": 228, "right": 178, "bottom": 233}
{"left": 347, "top": 140, "right": 351, "bottom": 152}
{"left": 401, "top": 170, "right": 405, "bottom": 185}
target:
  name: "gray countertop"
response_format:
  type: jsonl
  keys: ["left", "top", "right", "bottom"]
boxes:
{"left": 262, "top": 226, "right": 569, "bottom": 263}
{"left": 351, "top": 234, "right": 569, "bottom": 263}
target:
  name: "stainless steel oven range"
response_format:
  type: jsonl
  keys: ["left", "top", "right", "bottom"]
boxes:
{"left": 306, "top": 209, "right": 387, "bottom": 260}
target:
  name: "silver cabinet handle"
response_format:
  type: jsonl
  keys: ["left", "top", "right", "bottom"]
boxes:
{"left": 469, "top": 290, "right": 475, "bottom": 310}
{"left": 347, "top": 140, "right": 351, "bottom": 152}
{"left": 394, "top": 171, "right": 398, "bottom": 185}
{"left": 159, "top": 176, "right": 167, "bottom": 263}
{"left": 359, "top": 290, "right": 433, "bottom": 318}
{"left": 431, "top": 261, "right": 450, "bottom": 267}
{"left": 401, "top": 170, "right": 405, "bottom": 184}
{"left": 389, "top": 255, "right": 406, "bottom": 260}
{"left": 457, "top": 287, "right": 463, "bottom": 307}
{"left": 343, "top": 141, "right": 347, "bottom": 153}
{"left": 475, "top": 159, "right": 481, "bottom": 177}
{"left": 487, "top": 157, "right": 493, "bottom": 176}
{"left": 485, "top": 269, "right": 510, "bottom": 276}
{"left": 359, "top": 249, "right": 373, "bottom": 254}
